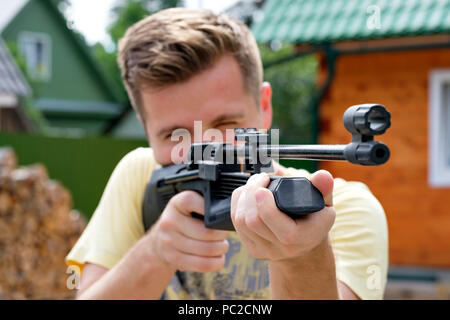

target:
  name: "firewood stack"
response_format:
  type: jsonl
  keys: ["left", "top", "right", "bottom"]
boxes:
{"left": 0, "top": 147, "right": 86, "bottom": 299}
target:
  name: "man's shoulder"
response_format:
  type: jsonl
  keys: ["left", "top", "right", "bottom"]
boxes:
{"left": 121, "top": 147, "right": 155, "bottom": 165}
{"left": 332, "top": 177, "right": 380, "bottom": 207}
{"left": 115, "top": 147, "right": 158, "bottom": 174}
{"left": 332, "top": 176, "right": 387, "bottom": 233}
{"left": 108, "top": 147, "right": 159, "bottom": 194}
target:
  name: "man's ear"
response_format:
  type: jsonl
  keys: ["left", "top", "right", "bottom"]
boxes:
{"left": 136, "top": 111, "right": 143, "bottom": 124}
{"left": 259, "top": 81, "right": 273, "bottom": 130}
{"left": 135, "top": 110, "right": 151, "bottom": 143}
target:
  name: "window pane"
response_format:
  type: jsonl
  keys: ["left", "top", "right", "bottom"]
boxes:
{"left": 19, "top": 34, "right": 49, "bottom": 81}
{"left": 23, "top": 40, "right": 38, "bottom": 75}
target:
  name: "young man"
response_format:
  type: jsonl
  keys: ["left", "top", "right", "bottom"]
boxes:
{"left": 66, "top": 8, "right": 388, "bottom": 300}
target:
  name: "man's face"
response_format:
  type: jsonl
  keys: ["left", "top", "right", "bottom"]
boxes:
{"left": 139, "top": 54, "right": 273, "bottom": 165}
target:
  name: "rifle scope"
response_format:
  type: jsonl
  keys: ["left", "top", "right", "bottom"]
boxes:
{"left": 189, "top": 104, "right": 391, "bottom": 167}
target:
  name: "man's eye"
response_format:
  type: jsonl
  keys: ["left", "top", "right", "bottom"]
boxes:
{"left": 217, "top": 122, "right": 237, "bottom": 128}
{"left": 164, "top": 133, "right": 173, "bottom": 140}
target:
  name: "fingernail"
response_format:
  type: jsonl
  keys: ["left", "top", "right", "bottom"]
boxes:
{"left": 255, "top": 190, "right": 265, "bottom": 204}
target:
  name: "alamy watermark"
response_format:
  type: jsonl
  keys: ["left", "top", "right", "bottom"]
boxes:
{"left": 66, "top": 265, "right": 81, "bottom": 290}
{"left": 366, "top": 5, "right": 381, "bottom": 30}
{"left": 366, "top": 264, "right": 382, "bottom": 290}
{"left": 170, "top": 121, "right": 279, "bottom": 166}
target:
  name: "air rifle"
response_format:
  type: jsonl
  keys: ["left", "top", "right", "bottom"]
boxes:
{"left": 143, "top": 104, "right": 391, "bottom": 231}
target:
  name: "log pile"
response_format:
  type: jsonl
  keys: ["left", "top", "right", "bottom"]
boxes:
{"left": 0, "top": 148, "right": 86, "bottom": 299}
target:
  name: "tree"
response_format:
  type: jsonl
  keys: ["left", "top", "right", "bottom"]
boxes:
{"left": 92, "top": 0, "right": 183, "bottom": 104}
{"left": 227, "top": 1, "right": 318, "bottom": 170}
{"left": 6, "top": 42, "right": 50, "bottom": 133}
{"left": 108, "top": 0, "right": 152, "bottom": 45}
{"left": 259, "top": 44, "right": 318, "bottom": 171}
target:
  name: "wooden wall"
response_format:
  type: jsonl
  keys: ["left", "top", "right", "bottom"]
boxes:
{"left": 317, "top": 48, "right": 450, "bottom": 267}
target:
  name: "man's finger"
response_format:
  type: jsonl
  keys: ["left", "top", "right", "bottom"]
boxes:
{"left": 233, "top": 186, "right": 273, "bottom": 247}
{"left": 175, "top": 213, "right": 229, "bottom": 241}
{"left": 171, "top": 190, "right": 205, "bottom": 216}
{"left": 246, "top": 172, "right": 270, "bottom": 189}
{"left": 171, "top": 231, "right": 229, "bottom": 257}
{"left": 230, "top": 186, "right": 245, "bottom": 222}
{"left": 309, "top": 170, "right": 334, "bottom": 207}
{"left": 255, "top": 187, "right": 297, "bottom": 242}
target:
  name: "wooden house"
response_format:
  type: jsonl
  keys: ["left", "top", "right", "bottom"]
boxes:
{"left": 252, "top": 0, "right": 450, "bottom": 271}
{"left": 0, "top": 0, "right": 131, "bottom": 137}
{"left": 0, "top": 37, "right": 33, "bottom": 132}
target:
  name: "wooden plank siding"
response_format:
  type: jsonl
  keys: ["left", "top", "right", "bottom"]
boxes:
{"left": 317, "top": 48, "right": 450, "bottom": 267}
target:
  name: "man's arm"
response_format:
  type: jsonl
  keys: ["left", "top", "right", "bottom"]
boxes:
{"left": 269, "top": 237, "right": 359, "bottom": 299}
{"left": 338, "top": 281, "right": 360, "bottom": 299}
{"left": 269, "top": 237, "right": 338, "bottom": 299}
{"left": 76, "top": 233, "right": 175, "bottom": 299}
{"left": 78, "top": 257, "right": 359, "bottom": 300}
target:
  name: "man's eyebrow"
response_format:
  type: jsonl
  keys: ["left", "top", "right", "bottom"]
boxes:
{"left": 209, "top": 113, "right": 245, "bottom": 126}
{"left": 157, "top": 125, "right": 187, "bottom": 137}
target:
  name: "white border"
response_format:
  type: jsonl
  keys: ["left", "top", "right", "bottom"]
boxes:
{"left": 429, "top": 69, "right": 450, "bottom": 187}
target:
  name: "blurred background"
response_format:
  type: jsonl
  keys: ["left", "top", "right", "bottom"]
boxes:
{"left": 0, "top": 0, "right": 449, "bottom": 299}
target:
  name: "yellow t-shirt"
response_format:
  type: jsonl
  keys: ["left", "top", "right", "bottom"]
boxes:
{"left": 66, "top": 147, "right": 388, "bottom": 300}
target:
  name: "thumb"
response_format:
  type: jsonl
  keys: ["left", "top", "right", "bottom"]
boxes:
{"left": 309, "top": 170, "right": 334, "bottom": 207}
{"left": 255, "top": 187, "right": 295, "bottom": 227}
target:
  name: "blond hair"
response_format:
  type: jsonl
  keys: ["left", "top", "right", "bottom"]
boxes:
{"left": 117, "top": 8, "right": 263, "bottom": 115}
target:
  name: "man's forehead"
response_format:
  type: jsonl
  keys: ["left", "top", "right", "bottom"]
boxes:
{"left": 141, "top": 56, "right": 252, "bottom": 107}
{"left": 139, "top": 54, "right": 258, "bottom": 136}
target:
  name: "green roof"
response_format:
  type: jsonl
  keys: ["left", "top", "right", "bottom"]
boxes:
{"left": 252, "top": 0, "right": 450, "bottom": 43}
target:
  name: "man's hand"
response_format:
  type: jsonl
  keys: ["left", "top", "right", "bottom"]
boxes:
{"left": 76, "top": 190, "right": 230, "bottom": 300}
{"left": 230, "top": 170, "right": 339, "bottom": 299}
{"left": 147, "top": 190, "right": 230, "bottom": 273}
{"left": 230, "top": 170, "right": 335, "bottom": 262}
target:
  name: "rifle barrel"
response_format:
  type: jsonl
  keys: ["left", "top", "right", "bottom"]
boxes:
{"left": 264, "top": 145, "right": 347, "bottom": 161}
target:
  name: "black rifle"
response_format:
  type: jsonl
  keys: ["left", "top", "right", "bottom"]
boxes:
{"left": 143, "top": 104, "right": 391, "bottom": 231}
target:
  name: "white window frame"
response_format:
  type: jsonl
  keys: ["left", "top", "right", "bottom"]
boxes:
{"left": 429, "top": 69, "right": 450, "bottom": 187}
{"left": 18, "top": 31, "right": 52, "bottom": 82}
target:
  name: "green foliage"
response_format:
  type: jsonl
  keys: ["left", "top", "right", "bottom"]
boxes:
{"left": 5, "top": 41, "right": 50, "bottom": 133}
{"left": 92, "top": 42, "right": 127, "bottom": 102}
{"left": 21, "top": 97, "right": 51, "bottom": 134}
{"left": 108, "top": 0, "right": 183, "bottom": 44}
{"left": 108, "top": 0, "right": 151, "bottom": 44}
{"left": 92, "top": 0, "right": 183, "bottom": 105}
{"left": 260, "top": 44, "right": 317, "bottom": 144}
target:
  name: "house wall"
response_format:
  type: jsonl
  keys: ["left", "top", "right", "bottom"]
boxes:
{"left": 317, "top": 48, "right": 450, "bottom": 267}
{"left": 1, "top": 0, "right": 115, "bottom": 102}
{"left": 0, "top": 108, "right": 27, "bottom": 131}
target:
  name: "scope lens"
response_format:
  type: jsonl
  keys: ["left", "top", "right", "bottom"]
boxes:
{"left": 367, "top": 108, "right": 389, "bottom": 133}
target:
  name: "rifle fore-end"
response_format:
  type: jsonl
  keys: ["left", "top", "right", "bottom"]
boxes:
{"left": 143, "top": 165, "right": 324, "bottom": 231}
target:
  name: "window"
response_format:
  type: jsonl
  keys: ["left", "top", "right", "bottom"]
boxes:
{"left": 429, "top": 69, "right": 450, "bottom": 187}
{"left": 18, "top": 32, "right": 51, "bottom": 81}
